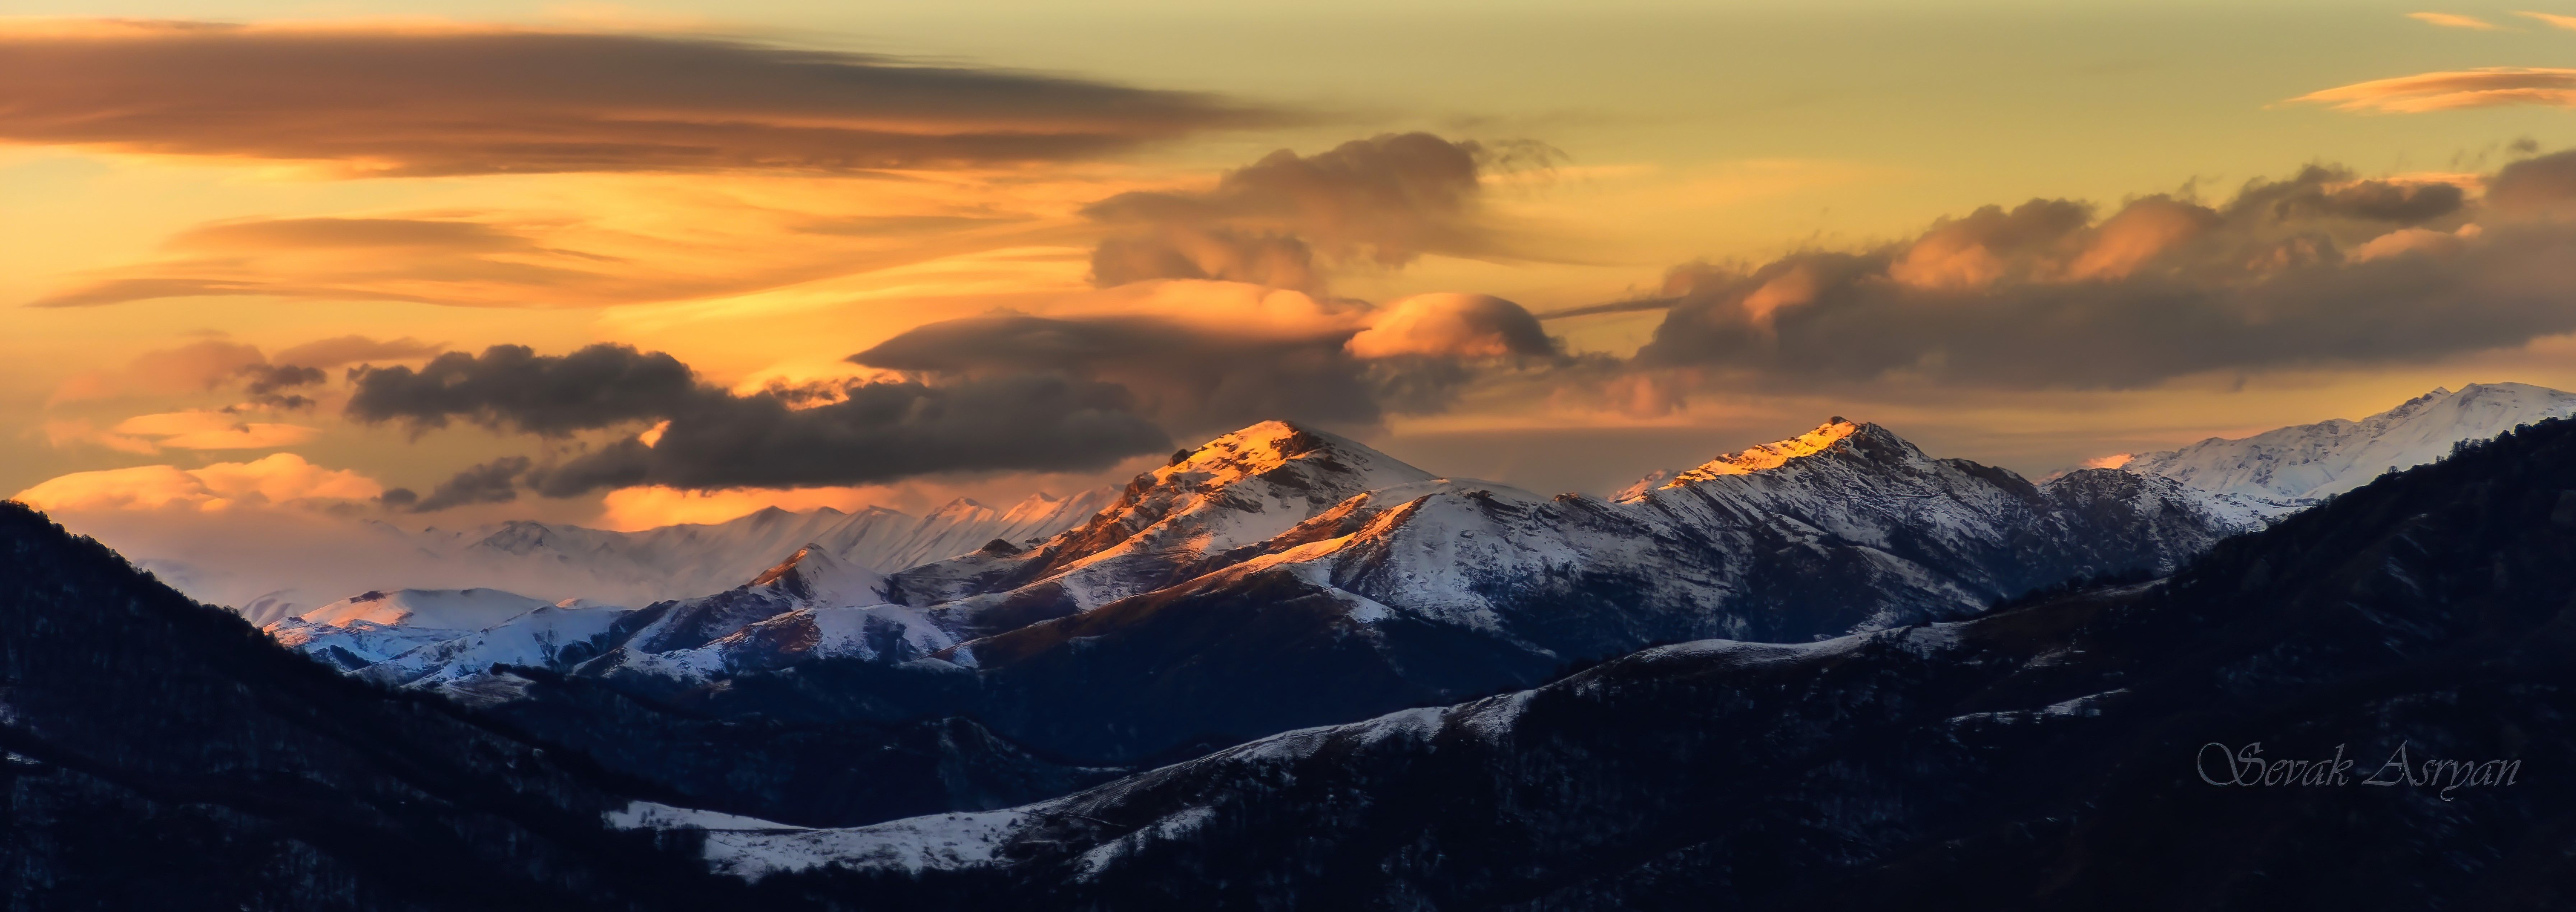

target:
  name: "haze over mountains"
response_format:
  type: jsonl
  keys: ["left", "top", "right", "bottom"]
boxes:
{"left": 205, "top": 489, "right": 1114, "bottom": 625}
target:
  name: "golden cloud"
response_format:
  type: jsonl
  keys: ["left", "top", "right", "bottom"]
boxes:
{"left": 11, "top": 453, "right": 383, "bottom": 513}
{"left": 0, "top": 19, "right": 1271, "bottom": 176}
{"left": 2290, "top": 68, "right": 2576, "bottom": 113}
{"left": 2406, "top": 12, "right": 2501, "bottom": 30}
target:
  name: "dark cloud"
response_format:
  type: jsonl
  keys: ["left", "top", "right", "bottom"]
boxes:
{"left": 852, "top": 314, "right": 1392, "bottom": 432}
{"left": 236, "top": 363, "right": 324, "bottom": 410}
{"left": 0, "top": 21, "right": 1273, "bottom": 176}
{"left": 343, "top": 343, "right": 1173, "bottom": 497}
{"left": 2223, "top": 166, "right": 2465, "bottom": 225}
{"left": 346, "top": 345, "right": 697, "bottom": 436}
{"left": 1090, "top": 230, "right": 1318, "bottom": 290}
{"left": 409, "top": 456, "right": 532, "bottom": 512}
{"left": 1631, "top": 162, "right": 2576, "bottom": 389}
{"left": 525, "top": 375, "right": 1169, "bottom": 495}
{"left": 2487, "top": 149, "right": 2576, "bottom": 215}
{"left": 1081, "top": 133, "right": 1537, "bottom": 290}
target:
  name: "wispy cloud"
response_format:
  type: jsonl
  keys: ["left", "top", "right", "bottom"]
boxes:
{"left": 2408, "top": 11, "right": 2504, "bottom": 29}
{"left": 2516, "top": 10, "right": 2576, "bottom": 29}
{"left": 11, "top": 453, "right": 381, "bottom": 513}
{"left": 0, "top": 19, "right": 1277, "bottom": 177}
{"left": 2289, "top": 67, "right": 2576, "bottom": 112}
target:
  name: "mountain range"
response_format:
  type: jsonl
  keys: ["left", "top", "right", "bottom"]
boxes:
{"left": 2118, "top": 381, "right": 2576, "bottom": 506}
{"left": 10, "top": 393, "right": 2576, "bottom": 909}
{"left": 239, "top": 385, "right": 2576, "bottom": 831}
{"left": 212, "top": 489, "right": 1112, "bottom": 626}
{"left": 645, "top": 413, "right": 2576, "bottom": 911}
{"left": 245, "top": 414, "right": 2276, "bottom": 828}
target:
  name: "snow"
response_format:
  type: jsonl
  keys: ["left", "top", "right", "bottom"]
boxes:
{"left": 1650, "top": 418, "right": 1862, "bottom": 490}
{"left": 356, "top": 600, "right": 632, "bottom": 687}
{"left": 291, "top": 588, "right": 551, "bottom": 630}
{"left": 2124, "top": 383, "right": 2576, "bottom": 504}
{"left": 1075, "top": 807, "right": 1215, "bottom": 877}
{"left": 693, "top": 809, "right": 1036, "bottom": 880}
{"left": 906, "top": 420, "right": 1439, "bottom": 615}
{"left": 607, "top": 800, "right": 800, "bottom": 832}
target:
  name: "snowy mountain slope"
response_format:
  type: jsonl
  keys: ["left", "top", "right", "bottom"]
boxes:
{"left": 2119, "top": 382, "right": 2576, "bottom": 504}
{"left": 886, "top": 421, "right": 1436, "bottom": 636}
{"left": 262, "top": 587, "right": 555, "bottom": 670}
{"left": 262, "top": 417, "right": 2284, "bottom": 824}
{"left": 634, "top": 416, "right": 2576, "bottom": 910}
{"left": 167, "top": 490, "right": 1110, "bottom": 625}
{"left": 1195, "top": 420, "right": 2271, "bottom": 649}
{"left": 597, "top": 546, "right": 890, "bottom": 660}
{"left": 449, "top": 490, "right": 1112, "bottom": 605}
{"left": 754, "top": 418, "right": 2270, "bottom": 764}
{"left": 356, "top": 599, "right": 635, "bottom": 688}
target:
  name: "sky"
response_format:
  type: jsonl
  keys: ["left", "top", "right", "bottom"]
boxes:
{"left": 11, "top": 0, "right": 2576, "bottom": 543}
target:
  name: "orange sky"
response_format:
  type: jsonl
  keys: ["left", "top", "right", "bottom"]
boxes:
{"left": 10, "top": 3, "right": 2576, "bottom": 532}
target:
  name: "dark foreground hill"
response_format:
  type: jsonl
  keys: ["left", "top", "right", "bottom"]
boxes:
{"left": 0, "top": 501, "right": 790, "bottom": 911}
{"left": 763, "top": 418, "right": 2576, "bottom": 911}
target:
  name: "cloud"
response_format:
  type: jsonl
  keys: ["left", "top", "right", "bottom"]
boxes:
{"left": 1081, "top": 133, "right": 1542, "bottom": 291}
{"left": 346, "top": 343, "right": 1174, "bottom": 500}
{"left": 2290, "top": 67, "right": 2576, "bottom": 113}
{"left": 1344, "top": 293, "right": 1557, "bottom": 359}
{"left": 47, "top": 411, "right": 322, "bottom": 452}
{"left": 522, "top": 374, "right": 1170, "bottom": 495}
{"left": 354, "top": 283, "right": 1559, "bottom": 501}
{"left": 49, "top": 339, "right": 266, "bottom": 403}
{"left": 853, "top": 312, "right": 1384, "bottom": 431}
{"left": 29, "top": 215, "right": 695, "bottom": 309}
{"left": 851, "top": 281, "right": 1561, "bottom": 433}
{"left": 238, "top": 363, "right": 324, "bottom": 409}
{"left": 41, "top": 420, "right": 158, "bottom": 455}
{"left": 404, "top": 456, "right": 533, "bottom": 512}
{"left": 109, "top": 411, "right": 324, "bottom": 450}
{"left": 595, "top": 485, "right": 884, "bottom": 530}
{"left": 1632, "top": 161, "right": 2576, "bottom": 389}
{"left": 2486, "top": 148, "right": 2576, "bottom": 214}
{"left": 2521, "top": 11, "right": 2576, "bottom": 30}
{"left": 0, "top": 20, "right": 1271, "bottom": 176}
{"left": 2407, "top": 12, "right": 2501, "bottom": 29}
{"left": 11, "top": 453, "right": 382, "bottom": 513}
{"left": 48, "top": 335, "right": 438, "bottom": 403}
{"left": 270, "top": 335, "right": 444, "bottom": 369}
{"left": 346, "top": 344, "right": 698, "bottom": 436}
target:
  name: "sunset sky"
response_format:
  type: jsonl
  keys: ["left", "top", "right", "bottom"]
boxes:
{"left": 13, "top": 0, "right": 2576, "bottom": 538}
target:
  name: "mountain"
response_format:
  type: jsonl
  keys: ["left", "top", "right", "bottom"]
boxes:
{"left": 301, "top": 415, "right": 2268, "bottom": 832}
{"left": 355, "top": 599, "right": 636, "bottom": 689}
{"left": 574, "top": 545, "right": 960, "bottom": 681}
{"left": 2119, "top": 381, "right": 2576, "bottom": 506}
{"left": 655, "top": 415, "right": 2576, "bottom": 911}
{"left": 854, "top": 418, "right": 2267, "bottom": 764}
{"left": 205, "top": 489, "right": 1110, "bottom": 626}
{"left": 445, "top": 490, "right": 1112, "bottom": 610}
{"left": 884, "top": 421, "right": 1437, "bottom": 636}
{"left": 262, "top": 587, "right": 560, "bottom": 670}
{"left": 0, "top": 500, "right": 788, "bottom": 909}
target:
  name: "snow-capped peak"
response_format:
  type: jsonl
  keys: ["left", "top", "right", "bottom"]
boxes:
{"left": 2120, "top": 382, "right": 2576, "bottom": 503}
{"left": 1620, "top": 418, "right": 1872, "bottom": 501}
{"left": 747, "top": 544, "right": 888, "bottom": 608}
{"left": 1052, "top": 420, "right": 1436, "bottom": 558}
{"left": 1160, "top": 420, "right": 1374, "bottom": 488}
